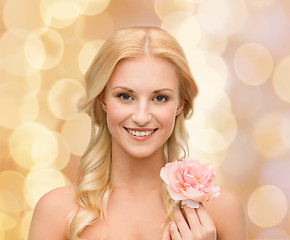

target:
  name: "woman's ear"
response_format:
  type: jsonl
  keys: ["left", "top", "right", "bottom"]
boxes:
{"left": 176, "top": 102, "right": 184, "bottom": 116}
{"left": 99, "top": 92, "right": 107, "bottom": 112}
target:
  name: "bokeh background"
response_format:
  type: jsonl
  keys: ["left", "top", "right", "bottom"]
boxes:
{"left": 0, "top": 0, "right": 289, "bottom": 239}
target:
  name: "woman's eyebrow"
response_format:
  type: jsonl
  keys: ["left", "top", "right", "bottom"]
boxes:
{"left": 153, "top": 88, "right": 174, "bottom": 93}
{"left": 112, "top": 86, "right": 134, "bottom": 93}
{"left": 112, "top": 86, "right": 174, "bottom": 93}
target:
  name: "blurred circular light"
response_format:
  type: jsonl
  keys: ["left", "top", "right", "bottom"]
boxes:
{"left": 40, "top": 0, "right": 79, "bottom": 28}
{"left": 177, "top": 16, "right": 201, "bottom": 50}
{"left": 0, "top": 171, "right": 25, "bottom": 206}
{"left": 25, "top": 31, "right": 45, "bottom": 69}
{"left": 192, "top": 66, "right": 229, "bottom": 112}
{"left": 231, "top": 84, "right": 263, "bottom": 119}
{"left": 256, "top": 227, "right": 290, "bottom": 239}
{"left": 190, "top": 128, "right": 228, "bottom": 153}
{"left": 207, "top": 53, "right": 228, "bottom": 80}
{"left": 9, "top": 122, "right": 49, "bottom": 169}
{"left": 25, "top": 28, "right": 64, "bottom": 70}
{"left": 0, "top": 130, "right": 10, "bottom": 164}
{"left": 24, "top": 167, "right": 66, "bottom": 208}
{"left": 247, "top": 185, "right": 288, "bottom": 228}
{"left": 273, "top": 56, "right": 290, "bottom": 103}
{"left": 186, "top": 47, "right": 207, "bottom": 74}
{"left": 201, "top": 33, "right": 228, "bottom": 55}
{"left": 161, "top": 11, "right": 193, "bottom": 38}
{"left": 0, "top": 81, "right": 30, "bottom": 102}
{"left": 197, "top": 0, "right": 247, "bottom": 36}
{"left": 0, "top": 189, "right": 21, "bottom": 213}
{"left": 0, "top": 29, "right": 37, "bottom": 76}
{"left": 154, "top": 0, "right": 195, "bottom": 20}
{"left": 261, "top": 159, "right": 290, "bottom": 200}
{"left": 252, "top": 113, "right": 288, "bottom": 159}
{"left": 191, "top": 150, "right": 227, "bottom": 170}
{"left": 0, "top": 212, "right": 16, "bottom": 231}
{"left": 186, "top": 111, "right": 206, "bottom": 136}
{"left": 196, "top": 88, "right": 231, "bottom": 114}
{"left": 73, "top": 0, "right": 110, "bottom": 16}
{"left": 36, "top": 97, "right": 64, "bottom": 130}
{"left": 0, "top": 170, "right": 25, "bottom": 214}
{"left": 61, "top": 114, "right": 91, "bottom": 156}
{"left": 0, "top": 82, "right": 39, "bottom": 129}
{"left": 48, "top": 78, "right": 85, "bottom": 120}
{"left": 32, "top": 130, "right": 58, "bottom": 166}
{"left": 74, "top": 12, "right": 114, "bottom": 43}
{"left": 3, "top": 0, "right": 45, "bottom": 30}
{"left": 221, "top": 132, "right": 257, "bottom": 183}
{"left": 21, "top": 211, "right": 33, "bottom": 240}
{"left": 234, "top": 42, "right": 273, "bottom": 85}
{"left": 206, "top": 109, "right": 238, "bottom": 147}
{"left": 224, "top": 0, "right": 248, "bottom": 35}
{"left": 0, "top": 69, "right": 41, "bottom": 99}
{"left": 50, "top": 132, "right": 70, "bottom": 170}
{"left": 246, "top": 0, "right": 275, "bottom": 9}
{"left": 281, "top": 112, "right": 290, "bottom": 148}
{"left": 197, "top": 0, "right": 228, "bottom": 34}
{"left": 193, "top": 66, "right": 227, "bottom": 89}
{"left": 78, "top": 40, "right": 105, "bottom": 74}
{"left": 188, "top": 113, "right": 227, "bottom": 167}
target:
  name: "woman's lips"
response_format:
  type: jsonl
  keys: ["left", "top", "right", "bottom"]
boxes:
{"left": 124, "top": 127, "right": 158, "bottom": 140}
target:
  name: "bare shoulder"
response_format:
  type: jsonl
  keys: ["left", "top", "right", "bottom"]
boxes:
{"left": 204, "top": 186, "right": 247, "bottom": 240}
{"left": 29, "top": 184, "right": 77, "bottom": 240}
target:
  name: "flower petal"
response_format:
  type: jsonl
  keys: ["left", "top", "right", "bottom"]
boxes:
{"left": 182, "top": 187, "right": 205, "bottom": 202}
{"left": 167, "top": 185, "right": 187, "bottom": 201}
{"left": 182, "top": 199, "right": 199, "bottom": 208}
{"left": 160, "top": 165, "right": 169, "bottom": 184}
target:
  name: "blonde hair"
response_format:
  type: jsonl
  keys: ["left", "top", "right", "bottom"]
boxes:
{"left": 67, "top": 26, "right": 198, "bottom": 239}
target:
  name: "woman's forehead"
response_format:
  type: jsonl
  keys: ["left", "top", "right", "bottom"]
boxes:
{"left": 106, "top": 55, "right": 179, "bottom": 90}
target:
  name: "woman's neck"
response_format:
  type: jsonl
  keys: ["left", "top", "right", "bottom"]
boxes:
{"left": 109, "top": 145, "right": 164, "bottom": 193}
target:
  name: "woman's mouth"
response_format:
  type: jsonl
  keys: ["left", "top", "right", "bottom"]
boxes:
{"left": 124, "top": 127, "right": 158, "bottom": 137}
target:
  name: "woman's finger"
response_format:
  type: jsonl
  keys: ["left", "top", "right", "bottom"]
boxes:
{"left": 195, "top": 203, "right": 217, "bottom": 239}
{"left": 169, "top": 221, "right": 182, "bottom": 240}
{"left": 172, "top": 204, "right": 191, "bottom": 239}
{"left": 183, "top": 205, "right": 201, "bottom": 230}
{"left": 195, "top": 203, "right": 215, "bottom": 228}
{"left": 161, "top": 223, "right": 171, "bottom": 240}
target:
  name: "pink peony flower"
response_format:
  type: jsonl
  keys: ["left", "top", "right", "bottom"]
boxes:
{"left": 160, "top": 159, "right": 220, "bottom": 208}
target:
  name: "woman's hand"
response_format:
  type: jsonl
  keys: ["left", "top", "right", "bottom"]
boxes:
{"left": 162, "top": 203, "right": 216, "bottom": 240}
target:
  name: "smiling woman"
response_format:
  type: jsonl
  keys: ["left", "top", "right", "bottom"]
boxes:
{"left": 28, "top": 27, "right": 247, "bottom": 240}
{"left": 100, "top": 55, "right": 183, "bottom": 159}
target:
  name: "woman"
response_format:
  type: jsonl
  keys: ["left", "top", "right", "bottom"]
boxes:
{"left": 29, "top": 27, "right": 247, "bottom": 240}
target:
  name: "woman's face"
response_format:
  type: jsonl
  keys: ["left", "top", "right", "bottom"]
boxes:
{"left": 100, "top": 55, "right": 183, "bottom": 159}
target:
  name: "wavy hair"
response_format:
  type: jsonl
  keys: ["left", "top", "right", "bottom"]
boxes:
{"left": 67, "top": 26, "right": 198, "bottom": 239}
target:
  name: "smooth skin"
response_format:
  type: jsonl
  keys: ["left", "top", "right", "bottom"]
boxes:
{"left": 29, "top": 55, "right": 247, "bottom": 240}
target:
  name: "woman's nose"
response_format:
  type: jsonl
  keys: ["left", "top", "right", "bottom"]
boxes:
{"left": 131, "top": 101, "right": 152, "bottom": 126}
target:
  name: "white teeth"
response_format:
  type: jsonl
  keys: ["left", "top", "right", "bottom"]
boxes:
{"left": 127, "top": 129, "right": 155, "bottom": 137}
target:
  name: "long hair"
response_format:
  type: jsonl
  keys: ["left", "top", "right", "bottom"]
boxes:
{"left": 67, "top": 26, "right": 198, "bottom": 239}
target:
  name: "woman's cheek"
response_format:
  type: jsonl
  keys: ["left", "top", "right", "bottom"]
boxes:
{"left": 105, "top": 102, "right": 130, "bottom": 130}
{"left": 156, "top": 105, "right": 178, "bottom": 129}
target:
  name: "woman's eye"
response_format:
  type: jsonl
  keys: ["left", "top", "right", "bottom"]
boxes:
{"left": 118, "top": 93, "right": 132, "bottom": 101}
{"left": 154, "top": 95, "right": 168, "bottom": 102}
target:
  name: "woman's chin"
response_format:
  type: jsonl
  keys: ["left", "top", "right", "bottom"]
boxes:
{"left": 125, "top": 148, "right": 162, "bottom": 160}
